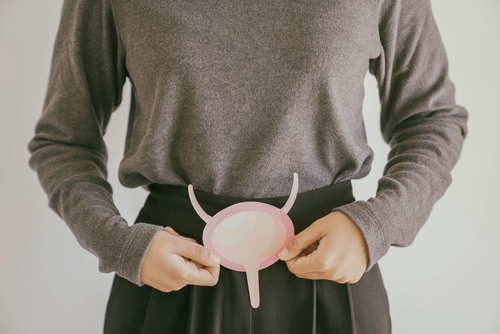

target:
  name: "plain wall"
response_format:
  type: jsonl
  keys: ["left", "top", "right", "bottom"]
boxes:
{"left": 1, "top": 0, "right": 499, "bottom": 333}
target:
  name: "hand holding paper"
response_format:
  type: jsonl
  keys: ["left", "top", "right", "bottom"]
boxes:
{"left": 279, "top": 211, "right": 368, "bottom": 284}
{"left": 140, "top": 227, "right": 220, "bottom": 292}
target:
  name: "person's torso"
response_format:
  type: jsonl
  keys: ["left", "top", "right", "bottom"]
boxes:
{"left": 112, "top": 0, "right": 382, "bottom": 197}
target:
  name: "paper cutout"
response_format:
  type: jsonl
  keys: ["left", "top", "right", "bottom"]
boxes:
{"left": 188, "top": 173, "right": 298, "bottom": 308}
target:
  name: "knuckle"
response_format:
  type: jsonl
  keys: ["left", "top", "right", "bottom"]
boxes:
{"left": 349, "top": 271, "right": 364, "bottom": 284}
{"left": 293, "top": 272, "right": 306, "bottom": 279}
{"left": 157, "top": 281, "right": 182, "bottom": 293}
{"left": 290, "top": 235, "right": 303, "bottom": 250}
{"left": 206, "top": 278, "right": 218, "bottom": 286}
{"left": 315, "top": 258, "right": 330, "bottom": 272}
{"left": 327, "top": 270, "right": 343, "bottom": 283}
{"left": 318, "top": 262, "right": 329, "bottom": 272}
{"left": 170, "top": 284, "right": 184, "bottom": 292}
{"left": 323, "top": 268, "right": 341, "bottom": 282}
{"left": 335, "top": 276, "right": 348, "bottom": 284}
{"left": 283, "top": 260, "right": 297, "bottom": 273}
{"left": 173, "top": 268, "right": 190, "bottom": 282}
{"left": 193, "top": 245, "right": 208, "bottom": 262}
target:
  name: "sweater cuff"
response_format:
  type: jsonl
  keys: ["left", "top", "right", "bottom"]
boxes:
{"left": 116, "top": 223, "right": 164, "bottom": 286}
{"left": 333, "top": 201, "right": 388, "bottom": 271}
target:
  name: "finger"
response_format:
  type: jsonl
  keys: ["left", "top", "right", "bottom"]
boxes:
{"left": 290, "top": 270, "right": 327, "bottom": 280}
{"left": 285, "top": 251, "right": 324, "bottom": 274}
{"left": 176, "top": 259, "right": 220, "bottom": 286}
{"left": 203, "top": 262, "right": 220, "bottom": 284}
{"left": 279, "top": 224, "right": 325, "bottom": 261}
{"left": 164, "top": 226, "right": 180, "bottom": 236}
{"left": 302, "top": 242, "right": 319, "bottom": 255}
{"left": 190, "top": 267, "right": 220, "bottom": 286}
{"left": 184, "top": 237, "right": 198, "bottom": 244}
{"left": 285, "top": 256, "right": 336, "bottom": 281}
{"left": 177, "top": 239, "right": 220, "bottom": 266}
{"left": 150, "top": 278, "right": 186, "bottom": 293}
{"left": 286, "top": 254, "right": 363, "bottom": 284}
{"left": 193, "top": 261, "right": 204, "bottom": 269}
{"left": 293, "top": 271, "right": 350, "bottom": 284}
{"left": 294, "top": 270, "right": 360, "bottom": 284}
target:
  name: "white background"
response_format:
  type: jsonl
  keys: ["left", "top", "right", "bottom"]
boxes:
{"left": 1, "top": 1, "right": 499, "bottom": 333}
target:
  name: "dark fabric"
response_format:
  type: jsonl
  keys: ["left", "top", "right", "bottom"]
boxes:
{"left": 104, "top": 182, "right": 391, "bottom": 333}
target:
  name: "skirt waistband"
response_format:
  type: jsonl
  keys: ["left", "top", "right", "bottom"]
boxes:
{"left": 140, "top": 181, "right": 355, "bottom": 242}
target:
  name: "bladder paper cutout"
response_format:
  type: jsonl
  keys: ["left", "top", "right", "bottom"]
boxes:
{"left": 188, "top": 173, "right": 298, "bottom": 308}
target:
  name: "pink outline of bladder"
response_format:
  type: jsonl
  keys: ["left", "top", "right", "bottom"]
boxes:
{"left": 188, "top": 173, "right": 298, "bottom": 308}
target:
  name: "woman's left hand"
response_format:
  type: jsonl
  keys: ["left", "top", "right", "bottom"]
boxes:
{"left": 278, "top": 211, "right": 369, "bottom": 284}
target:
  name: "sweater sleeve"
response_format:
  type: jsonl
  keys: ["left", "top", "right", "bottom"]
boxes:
{"left": 334, "top": 0, "right": 468, "bottom": 269}
{"left": 28, "top": 0, "right": 163, "bottom": 285}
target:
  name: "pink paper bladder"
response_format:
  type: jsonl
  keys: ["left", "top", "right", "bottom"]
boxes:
{"left": 188, "top": 173, "right": 298, "bottom": 308}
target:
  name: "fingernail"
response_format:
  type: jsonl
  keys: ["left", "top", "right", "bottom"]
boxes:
{"left": 278, "top": 248, "right": 288, "bottom": 259}
{"left": 209, "top": 253, "right": 220, "bottom": 264}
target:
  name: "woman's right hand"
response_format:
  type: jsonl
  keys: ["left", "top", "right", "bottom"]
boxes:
{"left": 140, "top": 227, "right": 220, "bottom": 292}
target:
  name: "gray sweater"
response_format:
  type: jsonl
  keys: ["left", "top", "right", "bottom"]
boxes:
{"left": 29, "top": 0, "right": 467, "bottom": 286}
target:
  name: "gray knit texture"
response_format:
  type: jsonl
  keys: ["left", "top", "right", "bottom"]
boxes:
{"left": 29, "top": 0, "right": 467, "bottom": 285}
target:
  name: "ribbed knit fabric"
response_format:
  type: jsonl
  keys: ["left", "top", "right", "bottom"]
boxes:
{"left": 29, "top": 0, "right": 467, "bottom": 285}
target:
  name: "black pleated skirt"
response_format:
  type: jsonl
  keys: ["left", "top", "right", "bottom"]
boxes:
{"left": 104, "top": 182, "right": 391, "bottom": 334}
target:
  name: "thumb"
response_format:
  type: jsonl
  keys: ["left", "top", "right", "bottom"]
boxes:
{"left": 177, "top": 240, "right": 220, "bottom": 266}
{"left": 278, "top": 224, "right": 324, "bottom": 261}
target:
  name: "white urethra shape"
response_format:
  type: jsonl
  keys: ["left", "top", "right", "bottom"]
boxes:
{"left": 187, "top": 173, "right": 298, "bottom": 308}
